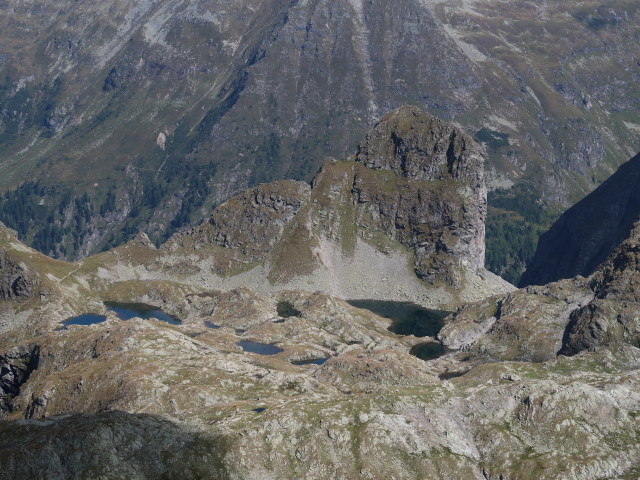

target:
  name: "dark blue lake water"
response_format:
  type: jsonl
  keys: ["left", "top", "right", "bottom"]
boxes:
{"left": 58, "top": 313, "right": 107, "bottom": 330}
{"left": 204, "top": 321, "right": 221, "bottom": 329}
{"left": 347, "top": 300, "right": 450, "bottom": 338}
{"left": 291, "top": 357, "right": 329, "bottom": 366}
{"left": 104, "top": 302, "right": 181, "bottom": 325}
{"left": 237, "top": 341, "right": 283, "bottom": 355}
{"left": 409, "top": 342, "right": 448, "bottom": 361}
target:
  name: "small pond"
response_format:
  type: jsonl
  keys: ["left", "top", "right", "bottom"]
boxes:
{"left": 347, "top": 300, "right": 450, "bottom": 338}
{"left": 204, "top": 321, "right": 220, "bottom": 329}
{"left": 104, "top": 302, "right": 181, "bottom": 325}
{"left": 237, "top": 341, "right": 283, "bottom": 356}
{"left": 57, "top": 313, "right": 107, "bottom": 330}
{"left": 409, "top": 342, "right": 448, "bottom": 361}
{"left": 291, "top": 357, "right": 329, "bottom": 366}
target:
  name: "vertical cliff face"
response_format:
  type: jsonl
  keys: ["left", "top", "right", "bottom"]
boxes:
{"left": 353, "top": 106, "right": 486, "bottom": 274}
{"left": 440, "top": 217, "right": 640, "bottom": 362}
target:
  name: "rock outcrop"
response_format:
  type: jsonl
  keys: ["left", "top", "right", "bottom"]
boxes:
{"left": 441, "top": 217, "right": 640, "bottom": 361}
{"left": 0, "top": 250, "right": 40, "bottom": 301}
{"left": 439, "top": 278, "right": 594, "bottom": 362}
{"left": 560, "top": 220, "right": 640, "bottom": 355}
{"left": 352, "top": 106, "right": 486, "bottom": 281}
{"left": 0, "top": 344, "right": 39, "bottom": 415}
{"left": 169, "top": 180, "right": 311, "bottom": 269}
{"left": 0, "top": 411, "right": 229, "bottom": 479}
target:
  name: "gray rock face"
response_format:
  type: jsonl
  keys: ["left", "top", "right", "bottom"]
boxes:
{"left": 356, "top": 106, "right": 485, "bottom": 185}
{"left": 354, "top": 106, "right": 486, "bottom": 276}
{"left": 169, "top": 180, "right": 311, "bottom": 266}
{"left": 161, "top": 106, "right": 495, "bottom": 293}
{"left": 560, "top": 221, "right": 640, "bottom": 355}
{"left": 439, "top": 278, "right": 594, "bottom": 362}
{"left": 442, "top": 218, "right": 640, "bottom": 360}
{"left": 0, "top": 250, "right": 39, "bottom": 301}
{"left": 0, "top": 344, "right": 39, "bottom": 415}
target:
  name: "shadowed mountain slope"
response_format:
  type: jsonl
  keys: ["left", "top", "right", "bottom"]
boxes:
{"left": 521, "top": 152, "right": 640, "bottom": 287}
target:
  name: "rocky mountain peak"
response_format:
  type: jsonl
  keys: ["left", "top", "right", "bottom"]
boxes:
{"left": 128, "top": 106, "right": 513, "bottom": 308}
{"left": 355, "top": 105, "right": 484, "bottom": 185}
{"left": 156, "top": 106, "right": 508, "bottom": 306}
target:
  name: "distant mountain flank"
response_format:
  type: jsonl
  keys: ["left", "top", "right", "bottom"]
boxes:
{"left": 1, "top": 0, "right": 640, "bottom": 284}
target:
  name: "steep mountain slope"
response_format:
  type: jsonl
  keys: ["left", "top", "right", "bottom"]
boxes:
{"left": 1, "top": 0, "right": 640, "bottom": 281}
{"left": 521, "top": 152, "right": 640, "bottom": 286}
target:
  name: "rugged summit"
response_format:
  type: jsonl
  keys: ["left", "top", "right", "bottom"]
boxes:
{"left": 354, "top": 106, "right": 486, "bottom": 271}
{"left": 521, "top": 152, "right": 640, "bottom": 286}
